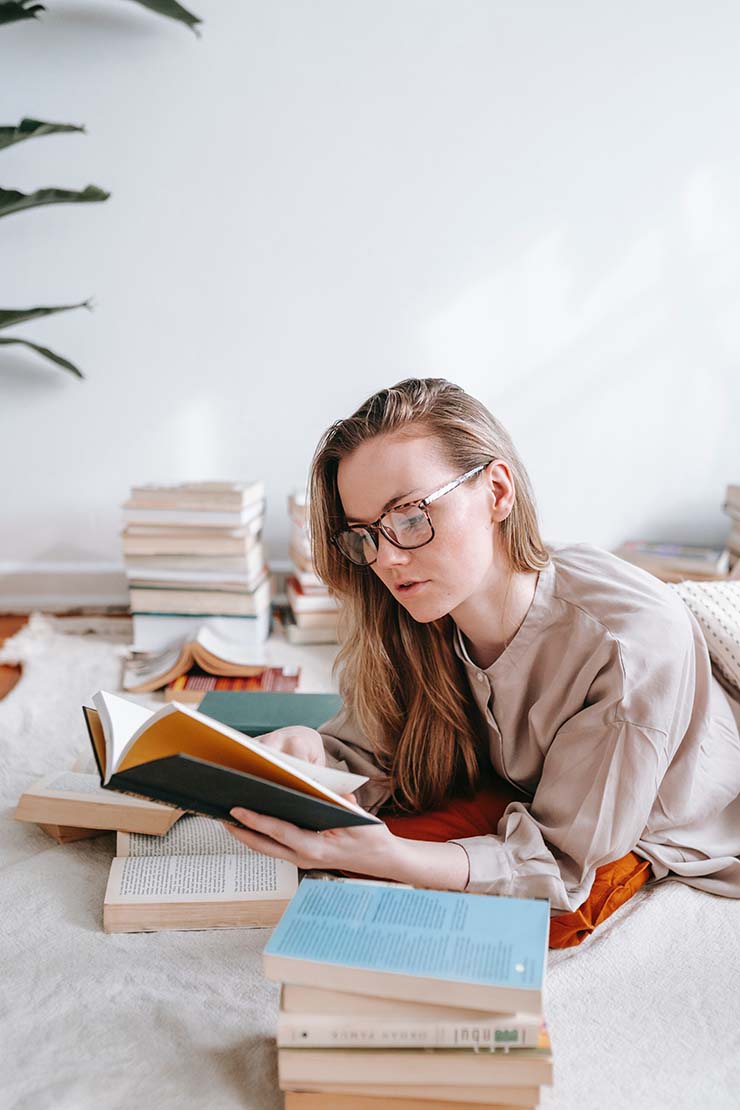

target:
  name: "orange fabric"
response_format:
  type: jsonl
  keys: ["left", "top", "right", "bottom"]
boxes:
{"left": 380, "top": 779, "right": 653, "bottom": 949}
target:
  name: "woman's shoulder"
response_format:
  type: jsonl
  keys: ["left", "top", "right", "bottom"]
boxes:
{"left": 544, "top": 541, "right": 693, "bottom": 645}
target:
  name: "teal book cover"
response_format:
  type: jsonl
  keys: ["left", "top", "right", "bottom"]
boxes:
{"left": 199, "top": 691, "right": 342, "bottom": 736}
{"left": 264, "top": 879, "right": 549, "bottom": 991}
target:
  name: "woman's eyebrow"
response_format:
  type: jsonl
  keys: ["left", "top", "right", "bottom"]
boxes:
{"left": 345, "top": 488, "right": 420, "bottom": 525}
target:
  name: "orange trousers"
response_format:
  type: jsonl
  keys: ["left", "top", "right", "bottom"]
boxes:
{"left": 380, "top": 781, "right": 652, "bottom": 949}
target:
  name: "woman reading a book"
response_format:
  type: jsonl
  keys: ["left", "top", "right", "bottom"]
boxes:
{"left": 227, "top": 378, "right": 740, "bottom": 942}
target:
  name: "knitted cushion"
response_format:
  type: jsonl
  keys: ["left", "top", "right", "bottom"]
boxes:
{"left": 668, "top": 579, "right": 740, "bottom": 700}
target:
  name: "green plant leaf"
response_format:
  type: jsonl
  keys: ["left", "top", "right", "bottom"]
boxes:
{"left": 0, "top": 0, "right": 45, "bottom": 26}
{"left": 0, "top": 336, "right": 84, "bottom": 378}
{"left": 127, "top": 0, "right": 201, "bottom": 34}
{"left": 0, "top": 118, "right": 85, "bottom": 152}
{"left": 0, "top": 299, "right": 92, "bottom": 332}
{"left": 0, "top": 184, "right": 110, "bottom": 219}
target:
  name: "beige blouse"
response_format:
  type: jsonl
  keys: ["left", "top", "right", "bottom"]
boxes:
{"left": 318, "top": 543, "right": 740, "bottom": 913}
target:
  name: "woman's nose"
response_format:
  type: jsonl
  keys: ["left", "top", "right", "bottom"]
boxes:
{"left": 375, "top": 532, "right": 411, "bottom": 569}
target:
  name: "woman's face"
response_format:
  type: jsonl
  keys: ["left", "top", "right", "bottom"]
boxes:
{"left": 336, "top": 432, "right": 511, "bottom": 623}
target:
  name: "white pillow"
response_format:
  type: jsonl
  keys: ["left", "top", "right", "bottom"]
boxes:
{"left": 669, "top": 580, "right": 740, "bottom": 700}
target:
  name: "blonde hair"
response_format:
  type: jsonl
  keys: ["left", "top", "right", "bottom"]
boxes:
{"left": 309, "top": 378, "right": 550, "bottom": 812}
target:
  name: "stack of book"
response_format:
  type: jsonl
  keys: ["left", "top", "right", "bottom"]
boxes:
{"left": 121, "top": 481, "right": 272, "bottom": 651}
{"left": 723, "top": 484, "right": 740, "bottom": 574}
{"left": 613, "top": 540, "right": 730, "bottom": 582}
{"left": 264, "top": 878, "right": 554, "bottom": 1110}
{"left": 281, "top": 490, "right": 339, "bottom": 644}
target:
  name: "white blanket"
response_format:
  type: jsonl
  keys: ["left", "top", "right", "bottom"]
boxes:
{"left": 1, "top": 617, "right": 739, "bottom": 1110}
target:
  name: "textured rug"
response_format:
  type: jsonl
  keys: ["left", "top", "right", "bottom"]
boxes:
{"left": 1, "top": 616, "right": 739, "bottom": 1110}
{"left": 0, "top": 615, "right": 281, "bottom": 1110}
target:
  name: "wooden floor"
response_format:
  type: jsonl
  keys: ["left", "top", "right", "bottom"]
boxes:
{"left": 0, "top": 615, "right": 29, "bottom": 700}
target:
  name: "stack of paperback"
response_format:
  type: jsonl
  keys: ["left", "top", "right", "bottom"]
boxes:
{"left": 723, "top": 484, "right": 740, "bottom": 574}
{"left": 121, "top": 481, "right": 272, "bottom": 652}
{"left": 613, "top": 540, "right": 730, "bottom": 582}
{"left": 264, "top": 878, "right": 554, "bottom": 1110}
{"left": 282, "top": 490, "right": 339, "bottom": 644}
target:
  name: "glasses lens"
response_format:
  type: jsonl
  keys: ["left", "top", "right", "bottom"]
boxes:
{"left": 384, "top": 506, "right": 432, "bottom": 548}
{"left": 335, "top": 528, "right": 377, "bottom": 565}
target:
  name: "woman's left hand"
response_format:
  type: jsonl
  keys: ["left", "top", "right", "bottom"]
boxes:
{"left": 224, "top": 796, "right": 404, "bottom": 880}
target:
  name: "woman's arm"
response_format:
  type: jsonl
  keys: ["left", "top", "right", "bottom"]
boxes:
{"left": 226, "top": 805, "right": 470, "bottom": 891}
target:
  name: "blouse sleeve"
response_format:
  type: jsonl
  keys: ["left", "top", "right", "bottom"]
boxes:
{"left": 450, "top": 628, "right": 696, "bottom": 913}
{"left": 319, "top": 706, "right": 392, "bottom": 813}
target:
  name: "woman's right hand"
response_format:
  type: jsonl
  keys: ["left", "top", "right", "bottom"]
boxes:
{"left": 257, "top": 725, "right": 327, "bottom": 766}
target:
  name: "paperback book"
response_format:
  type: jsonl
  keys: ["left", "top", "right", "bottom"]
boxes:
{"left": 103, "top": 813, "right": 297, "bottom": 932}
{"left": 15, "top": 770, "right": 181, "bottom": 838}
{"left": 264, "top": 878, "right": 550, "bottom": 1014}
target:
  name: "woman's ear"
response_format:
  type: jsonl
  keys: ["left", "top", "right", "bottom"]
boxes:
{"left": 487, "top": 460, "right": 515, "bottom": 522}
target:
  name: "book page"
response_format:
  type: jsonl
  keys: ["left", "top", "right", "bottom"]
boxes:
{"left": 122, "top": 814, "right": 243, "bottom": 857}
{"left": 195, "top": 625, "right": 267, "bottom": 665}
{"left": 122, "top": 642, "right": 191, "bottom": 689}
{"left": 105, "top": 847, "right": 297, "bottom": 903}
{"left": 93, "top": 691, "right": 156, "bottom": 780}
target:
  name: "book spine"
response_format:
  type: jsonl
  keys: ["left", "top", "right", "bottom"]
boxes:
{"left": 277, "top": 1016, "right": 543, "bottom": 1049}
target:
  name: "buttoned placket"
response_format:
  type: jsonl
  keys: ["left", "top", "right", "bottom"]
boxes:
{"left": 465, "top": 662, "right": 521, "bottom": 792}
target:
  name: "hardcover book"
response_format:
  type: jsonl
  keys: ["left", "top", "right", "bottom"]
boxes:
{"left": 84, "top": 691, "right": 377, "bottom": 832}
{"left": 198, "top": 690, "right": 342, "bottom": 736}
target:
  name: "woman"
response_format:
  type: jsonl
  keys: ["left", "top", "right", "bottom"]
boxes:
{"left": 227, "top": 378, "right": 740, "bottom": 918}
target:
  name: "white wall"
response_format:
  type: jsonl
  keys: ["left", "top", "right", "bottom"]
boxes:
{"left": 2, "top": 0, "right": 739, "bottom": 603}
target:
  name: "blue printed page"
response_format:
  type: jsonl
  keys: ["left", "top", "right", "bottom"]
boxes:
{"left": 265, "top": 879, "right": 548, "bottom": 990}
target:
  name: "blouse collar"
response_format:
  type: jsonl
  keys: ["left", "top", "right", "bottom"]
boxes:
{"left": 452, "top": 554, "right": 556, "bottom": 678}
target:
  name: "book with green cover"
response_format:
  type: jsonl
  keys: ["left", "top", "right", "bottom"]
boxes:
{"left": 198, "top": 691, "right": 342, "bottom": 737}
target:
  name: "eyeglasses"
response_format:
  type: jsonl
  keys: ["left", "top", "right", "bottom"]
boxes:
{"left": 331, "top": 463, "right": 489, "bottom": 566}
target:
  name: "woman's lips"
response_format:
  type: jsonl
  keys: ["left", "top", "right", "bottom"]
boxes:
{"left": 395, "top": 580, "right": 429, "bottom": 596}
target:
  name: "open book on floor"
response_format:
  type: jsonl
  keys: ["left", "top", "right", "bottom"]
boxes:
{"left": 15, "top": 770, "right": 181, "bottom": 839}
{"left": 84, "top": 690, "right": 379, "bottom": 832}
{"left": 122, "top": 624, "right": 298, "bottom": 694}
{"left": 103, "top": 813, "right": 298, "bottom": 932}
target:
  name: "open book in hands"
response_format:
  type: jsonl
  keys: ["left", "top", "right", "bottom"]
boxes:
{"left": 84, "top": 690, "right": 380, "bottom": 832}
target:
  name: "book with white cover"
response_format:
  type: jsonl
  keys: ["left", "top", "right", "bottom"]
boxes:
{"left": 122, "top": 498, "right": 266, "bottom": 529}
{"left": 127, "top": 480, "right": 264, "bottom": 511}
{"left": 277, "top": 1006, "right": 545, "bottom": 1049}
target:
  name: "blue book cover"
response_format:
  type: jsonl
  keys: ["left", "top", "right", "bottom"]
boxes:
{"left": 264, "top": 879, "right": 548, "bottom": 992}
